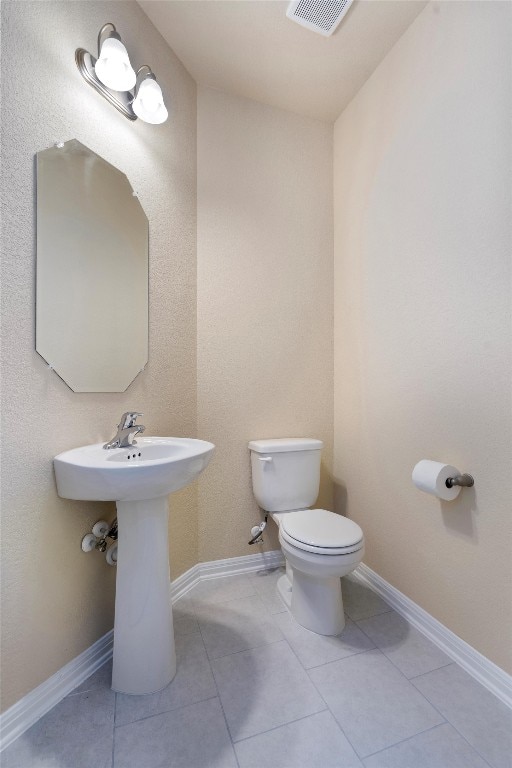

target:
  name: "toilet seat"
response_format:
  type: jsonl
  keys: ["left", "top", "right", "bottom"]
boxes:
{"left": 280, "top": 509, "right": 363, "bottom": 556}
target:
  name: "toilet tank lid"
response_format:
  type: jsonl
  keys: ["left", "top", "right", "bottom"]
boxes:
{"left": 248, "top": 438, "right": 323, "bottom": 454}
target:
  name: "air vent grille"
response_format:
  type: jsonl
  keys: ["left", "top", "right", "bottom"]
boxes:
{"left": 286, "top": 0, "right": 354, "bottom": 37}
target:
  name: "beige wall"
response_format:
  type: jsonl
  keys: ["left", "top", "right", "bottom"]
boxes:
{"left": 197, "top": 86, "right": 333, "bottom": 562}
{"left": 333, "top": 1, "right": 512, "bottom": 672}
{"left": 0, "top": 1, "right": 197, "bottom": 711}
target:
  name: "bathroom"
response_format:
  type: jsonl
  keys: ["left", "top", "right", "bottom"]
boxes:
{"left": 0, "top": 0, "right": 511, "bottom": 766}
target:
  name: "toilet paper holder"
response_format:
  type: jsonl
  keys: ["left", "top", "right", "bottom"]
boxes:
{"left": 445, "top": 473, "right": 474, "bottom": 489}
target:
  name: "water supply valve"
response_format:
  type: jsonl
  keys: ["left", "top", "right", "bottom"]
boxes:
{"left": 248, "top": 514, "right": 268, "bottom": 545}
{"left": 81, "top": 518, "right": 118, "bottom": 564}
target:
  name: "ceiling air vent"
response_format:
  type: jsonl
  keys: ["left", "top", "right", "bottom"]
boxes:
{"left": 286, "top": 0, "right": 354, "bottom": 37}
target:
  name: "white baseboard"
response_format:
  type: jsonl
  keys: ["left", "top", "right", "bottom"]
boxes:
{"left": 170, "top": 549, "right": 285, "bottom": 602}
{"left": 170, "top": 563, "right": 201, "bottom": 602}
{"left": 0, "top": 629, "right": 114, "bottom": 752}
{"left": 352, "top": 563, "right": 512, "bottom": 710}
{"left": 199, "top": 549, "right": 285, "bottom": 581}
{"left": 0, "top": 549, "right": 284, "bottom": 752}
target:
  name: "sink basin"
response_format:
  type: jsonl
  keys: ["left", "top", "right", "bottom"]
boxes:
{"left": 53, "top": 436, "right": 214, "bottom": 696}
{"left": 54, "top": 437, "right": 215, "bottom": 502}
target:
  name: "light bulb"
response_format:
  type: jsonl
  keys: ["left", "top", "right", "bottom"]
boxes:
{"left": 95, "top": 37, "right": 136, "bottom": 92}
{"left": 133, "top": 78, "right": 168, "bottom": 124}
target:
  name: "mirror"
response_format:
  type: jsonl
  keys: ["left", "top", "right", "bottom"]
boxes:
{"left": 36, "top": 139, "right": 148, "bottom": 392}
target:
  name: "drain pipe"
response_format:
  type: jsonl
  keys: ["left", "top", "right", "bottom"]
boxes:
{"left": 248, "top": 514, "right": 268, "bottom": 545}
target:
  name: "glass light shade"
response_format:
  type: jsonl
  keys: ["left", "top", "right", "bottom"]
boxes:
{"left": 133, "top": 78, "right": 168, "bottom": 124}
{"left": 95, "top": 37, "right": 136, "bottom": 92}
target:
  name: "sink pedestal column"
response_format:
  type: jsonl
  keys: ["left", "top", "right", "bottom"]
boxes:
{"left": 112, "top": 497, "right": 176, "bottom": 695}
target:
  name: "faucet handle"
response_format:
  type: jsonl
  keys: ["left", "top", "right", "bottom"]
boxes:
{"left": 119, "top": 411, "right": 144, "bottom": 429}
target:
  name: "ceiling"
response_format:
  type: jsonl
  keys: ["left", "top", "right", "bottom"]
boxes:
{"left": 138, "top": 0, "right": 427, "bottom": 122}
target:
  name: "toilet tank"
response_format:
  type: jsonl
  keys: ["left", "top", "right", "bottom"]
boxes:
{"left": 248, "top": 438, "right": 323, "bottom": 512}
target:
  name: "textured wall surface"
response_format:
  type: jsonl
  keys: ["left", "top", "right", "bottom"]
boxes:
{"left": 197, "top": 87, "right": 333, "bottom": 562}
{"left": 0, "top": 0, "right": 198, "bottom": 711}
{"left": 333, "top": 1, "right": 512, "bottom": 672}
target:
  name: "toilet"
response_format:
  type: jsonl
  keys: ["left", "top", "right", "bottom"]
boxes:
{"left": 248, "top": 438, "right": 364, "bottom": 636}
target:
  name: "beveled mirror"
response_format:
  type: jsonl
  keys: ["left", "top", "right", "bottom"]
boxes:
{"left": 36, "top": 139, "right": 148, "bottom": 392}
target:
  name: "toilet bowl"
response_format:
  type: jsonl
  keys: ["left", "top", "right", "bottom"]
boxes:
{"left": 277, "top": 508, "right": 363, "bottom": 635}
{"left": 248, "top": 438, "right": 365, "bottom": 636}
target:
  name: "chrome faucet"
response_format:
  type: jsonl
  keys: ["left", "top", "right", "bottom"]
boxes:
{"left": 103, "top": 412, "right": 146, "bottom": 449}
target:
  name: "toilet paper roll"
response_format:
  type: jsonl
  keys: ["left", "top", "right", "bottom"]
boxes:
{"left": 412, "top": 460, "right": 461, "bottom": 501}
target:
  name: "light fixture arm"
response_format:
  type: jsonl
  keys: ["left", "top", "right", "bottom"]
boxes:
{"left": 134, "top": 65, "right": 156, "bottom": 96}
{"left": 97, "top": 22, "right": 118, "bottom": 55}
{"left": 136, "top": 65, "right": 154, "bottom": 79}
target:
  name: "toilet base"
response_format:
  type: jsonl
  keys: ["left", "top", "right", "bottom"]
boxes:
{"left": 277, "top": 569, "right": 346, "bottom": 636}
{"left": 291, "top": 569, "right": 345, "bottom": 635}
{"left": 277, "top": 573, "right": 293, "bottom": 610}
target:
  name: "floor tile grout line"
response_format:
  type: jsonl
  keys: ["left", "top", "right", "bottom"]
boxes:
{"left": 302, "top": 646, "right": 378, "bottom": 673}
{"left": 407, "top": 676, "right": 496, "bottom": 768}
{"left": 184, "top": 570, "right": 285, "bottom": 614}
{"left": 186, "top": 580, "right": 259, "bottom": 608}
{"left": 67, "top": 688, "right": 92, "bottom": 698}
{"left": 407, "top": 661, "right": 454, "bottom": 680}
{"left": 352, "top": 619, "right": 457, "bottom": 681}
{"left": 114, "top": 694, "right": 220, "bottom": 731}
{"left": 195, "top": 609, "right": 241, "bottom": 767}
{"left": 112, "top": 575, "right": 292, "bottom": 752}
{"left": 189, "top": 592, "right": 260, "bottom": 611}
{"left": 193, "top": 592, "right": 277, "bottom": 623}
{"left": 383, "top": 653, "right": 452, "bottom": 709}
{"left": 281, "top": 632, "right": 364, "bottom": 762}
{"left": 205, "top": 637, "right": 286, "bottom": 663}
{"left": 407, "top": 662, "right": 462, "bottom": 684}
{"left": 349, "top": 617, "right": 451, "bottom": 691}
{"left": 339, "top": 631, "right": 453, "bottom": 740}
{"left": 173, "top": 628, "right": 200, "bottom": 639}
{"left": 229, "top": 708, "right": 331, "bottom": 747}
{"left": 200, "top": 591, "right": 378, "bottom": 668}
{"left": 306, "top": 646, "right": 378, "bottom": 673}
{"left": 255, "top": 584, "right": 441, "bottom": 761}
{"left": 208, "top": 632, "right": 334, "bottom": 750}
{"left": 198, "top": 592, "right": 383, "bottom": 752}
{"left": 65, "top": 664, "right": 113, "bottom": 698}
{"left": 111, "top": 712, "right": 117, "bottom": 768}
{"left": 359, "top": 722, "right": 453, "bottom": 763}
{"left": 111, "top": 690, "right": 117, "bottom": 766}
{"left": 303, "top": 644, "right": 455, "bottom": 763}
{"left": 68, "top": 690, "right": 99, "bottom": 699}
{"left": 350, "top": 604, "right": 505, "bottom": 766}
{"left": 347, "top": 606, "right": 393, "bottom": 622}
{"left": 195, "top": 597, "right": 283, "bottom": 631}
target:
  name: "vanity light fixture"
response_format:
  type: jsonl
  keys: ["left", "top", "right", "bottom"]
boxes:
{"left": 75, "top": 23, "right": 168, "bottom": 124}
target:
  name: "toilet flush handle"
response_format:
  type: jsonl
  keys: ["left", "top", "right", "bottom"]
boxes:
{"left": 258, "top": 456, "right": 272, "bottom": 463}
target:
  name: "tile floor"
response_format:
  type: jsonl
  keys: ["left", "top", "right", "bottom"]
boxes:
{"left": 3, "top": 570, "right": 511, "bottom": 768}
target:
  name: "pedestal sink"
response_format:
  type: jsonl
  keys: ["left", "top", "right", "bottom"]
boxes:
{"left": 54, "top": 437, "right": 214, "bottom": 695}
